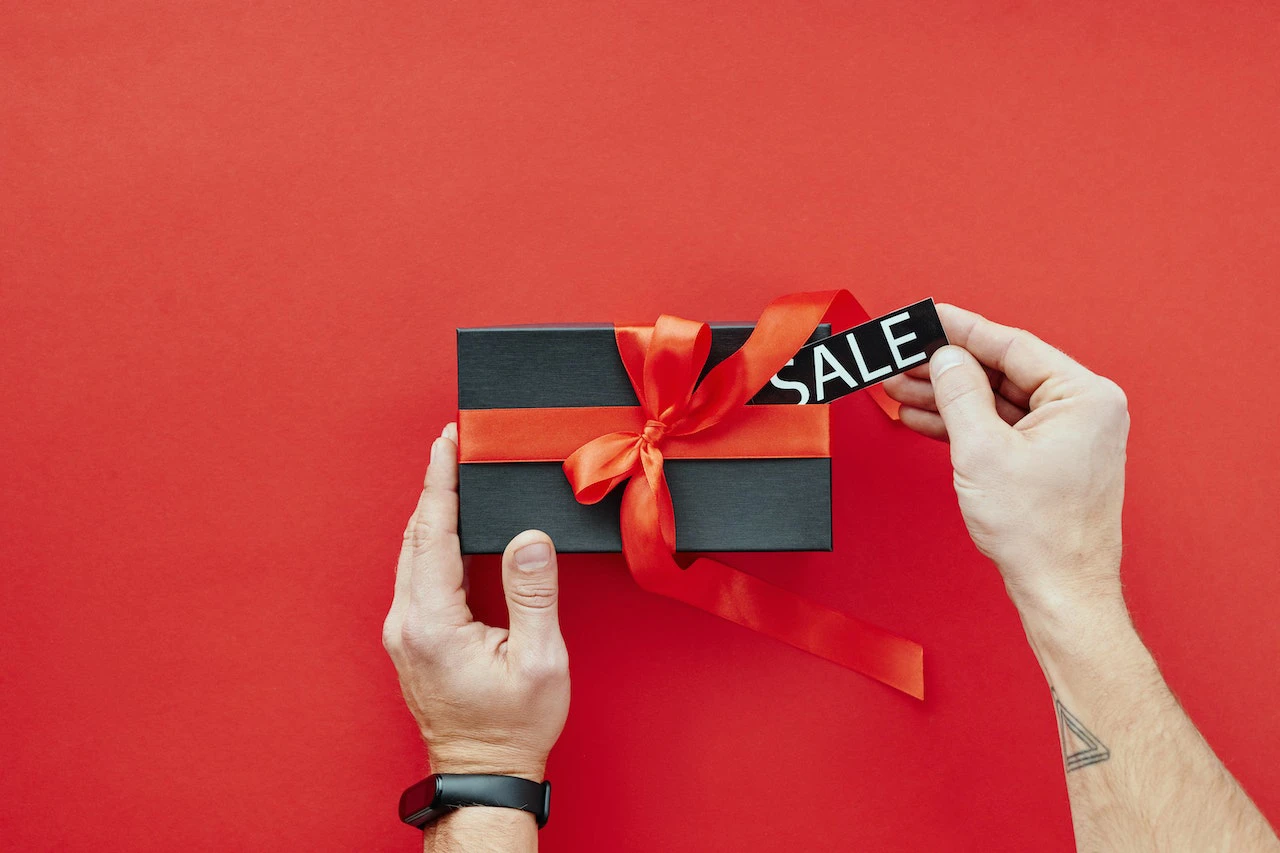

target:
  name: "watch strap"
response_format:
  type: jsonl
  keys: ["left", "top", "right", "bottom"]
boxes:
{"left": 400, "top": 773, "right": 551, "bottom": 829}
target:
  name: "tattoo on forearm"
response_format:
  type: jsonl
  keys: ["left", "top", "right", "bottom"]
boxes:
{"left": 1052, "top": 688, "right": 1111, "bottom": 772}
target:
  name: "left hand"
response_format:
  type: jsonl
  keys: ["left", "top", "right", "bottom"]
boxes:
{"left": 382, "top": 423, "right": 571, "bottom": 781}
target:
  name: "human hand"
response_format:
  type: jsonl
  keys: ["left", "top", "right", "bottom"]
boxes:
{"left": 382, "top": 423, "right": 570, "bottom": 782}
{"left": 883, "top": 305, "right": 1131, "bottom": 631}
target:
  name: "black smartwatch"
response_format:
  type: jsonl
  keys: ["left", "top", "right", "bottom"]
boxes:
{"left": 399, "top": 774, "right": 551, "bottom": 829}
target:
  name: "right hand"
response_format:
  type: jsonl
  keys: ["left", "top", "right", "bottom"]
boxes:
{"left": 883, "top": 305, "right": 1132, "bottom": 629}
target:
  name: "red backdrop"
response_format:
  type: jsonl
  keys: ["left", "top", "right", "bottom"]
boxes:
{"left": 3, "top": 2, "right": 1278, "bottom": 850}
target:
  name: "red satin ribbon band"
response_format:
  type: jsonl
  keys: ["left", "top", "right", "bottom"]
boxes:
{"left": 459, "top": 290, "right": 924, "bottom": 699}
{"left": 458, "top": 405, "right": 830, "bottom": 463}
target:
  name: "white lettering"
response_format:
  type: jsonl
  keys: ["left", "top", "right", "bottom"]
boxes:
{"left": 769, "top": 359, "right": 811, "bottom": 404}
{"left": 813, "top": 344, "right": 857, "bottom": 402}
{"left": 881, "top": 311, "right": 926, "bottom": 369}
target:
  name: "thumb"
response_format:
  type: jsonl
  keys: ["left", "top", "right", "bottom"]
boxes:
{"left": 501, "top": 529, "right": 564, "bottom": 660}
{"left": 930, "top": 345, "right": 1008, "bottom": 454}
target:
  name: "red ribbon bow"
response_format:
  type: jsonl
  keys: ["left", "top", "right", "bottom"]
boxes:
{"left": 562, "top": 291, "right": 925, "bottom": 699}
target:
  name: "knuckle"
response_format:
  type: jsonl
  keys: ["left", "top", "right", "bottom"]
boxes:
{"left": 381, "top": 618, "right": 402, "bottom": 654}
{"left": 1084, "top": 377, "right": 1130, "bottom": 428}
{"left": 412, "top": 527, "right": 457, "bottom": 559}
{"left": 408, "top": 519, "right": 430, "bottom": 551}
{"left": 1012, "top": 327, "right": 1038, "bottom": 347}
{"left": 511, "top": 581, "right": 558, "bottom": 611}
{"left": 1006, "top": 328, "right": 1061, "bottom": 370}
{"left": 1000, "top": 327, "right": 1032, "bottom": 361}
{"left": 1098, "top": 378, "right": 1129, "bottom": 412}
{"left": 1012, "top": 327, "right": 1050, "bottom": 355}
{"left": 936, "top": 378, "right": 980, "bottom": 410}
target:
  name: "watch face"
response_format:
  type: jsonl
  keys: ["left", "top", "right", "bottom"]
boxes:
{"left": 399, "top": 776, "right": 441, "bottom": 823}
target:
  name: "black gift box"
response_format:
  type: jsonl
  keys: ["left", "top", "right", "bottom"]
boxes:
{"left": 456, "top": 323, "right": 833, "bottom": 554}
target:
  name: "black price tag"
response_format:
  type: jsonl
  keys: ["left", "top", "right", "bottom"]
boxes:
{"left": 752, "top": 298, "right": 948, "bottom": 405}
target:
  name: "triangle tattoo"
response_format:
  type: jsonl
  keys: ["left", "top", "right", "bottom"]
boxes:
{"left": 1053, "top": 689, "right": 1112, "bottom": 772}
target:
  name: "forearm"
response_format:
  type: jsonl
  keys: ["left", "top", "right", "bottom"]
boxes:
{"left": 1018, "top": 588, "right": 1279, "bottom": 852}
{"left": 422, "top": 808, "right": 538, "bottom": 852}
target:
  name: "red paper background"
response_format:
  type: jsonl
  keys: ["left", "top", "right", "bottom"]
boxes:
{"left": 3, "top": 2, "right": 1278, "bottom": 850}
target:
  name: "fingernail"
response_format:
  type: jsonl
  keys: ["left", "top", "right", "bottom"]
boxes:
{"left": 430, "top": 437, "right": 444, "bottom": 464}
{"left": 932, "top": 346, "right": 965, "bottom": 378}
{"left": 444, "top": 422, "right": 458, "bottom": 443}
{"left": 514, "top": 542, "right": 551, "bottom": 571}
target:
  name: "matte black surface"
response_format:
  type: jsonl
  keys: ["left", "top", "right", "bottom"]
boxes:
{"left": 459, "top": 458, "right": 831, "bottom": 554}
{"left": 457, "top": 320, "right": 835, "bottom": 555}
{"left": 458, "top": 323, "right": 831, "bottom": 409}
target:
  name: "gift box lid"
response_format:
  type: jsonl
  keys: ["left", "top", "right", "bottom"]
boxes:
{"left": 456, "top": 322, "right": 832, "bottom": 554}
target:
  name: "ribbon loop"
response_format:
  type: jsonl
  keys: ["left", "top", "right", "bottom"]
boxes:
{"left": 563, "top": 431, "right": 643, "bottom": 505}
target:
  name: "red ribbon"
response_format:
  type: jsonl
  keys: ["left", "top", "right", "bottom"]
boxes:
{"left": 458, "top": 405, "right": 832, "bottom": 463}
{"left": 560, "top": 291, "right": 924, "bottom": 699}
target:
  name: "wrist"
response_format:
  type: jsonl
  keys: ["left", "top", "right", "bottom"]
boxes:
{"left": 1000, "top": 550, "right": 1126, "bottom": 634}
{"left": 1020, "top": 601, "right": 1134, "bottom": 663}
{"left": 1006, "top": 574, "right": 1135, "bottom": 672}
{"left": 427, "top": 740, "right": 549, "bottom": 782}
{"left": 1014, "top": 595, "right": 1152, "bottom": 697}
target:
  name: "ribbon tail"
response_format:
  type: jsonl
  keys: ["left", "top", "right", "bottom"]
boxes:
{"left": 639, "top": 444, "right": 676, "bottom": 551}
{"left": 620, "top": 478, "right": 924, "bottom": 699}
{"left": 863, "top": 382, "right": 901, "bottom": 421}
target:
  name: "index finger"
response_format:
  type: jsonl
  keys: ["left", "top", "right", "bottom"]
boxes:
{"left": 407, "top": 422, "right": 467, "bottom": 614}
{"left": 936, "top": 304, "right": 1088, "bottom": 404}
